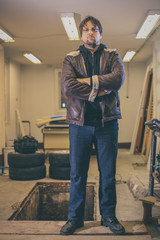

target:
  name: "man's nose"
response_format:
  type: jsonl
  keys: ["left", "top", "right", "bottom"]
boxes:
{"left": 88, "top": 29, "right": 93, "bottom": 34}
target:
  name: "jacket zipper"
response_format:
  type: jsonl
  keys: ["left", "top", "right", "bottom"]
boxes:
{"left": 92, "top": 53, "right": 94, "bottom": 75}
{"left": 81, "top": 55, "right": 87, "bottom": 76}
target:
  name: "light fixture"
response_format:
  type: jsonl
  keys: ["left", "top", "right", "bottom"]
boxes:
{"left": 23, "top": 53, "right": 41, "bottom": 64}
{"left": 0, "top": 27, "right": 15, "bottom": 42}
{"left": 61, "top": 13, "right": 80, "bottom": 40}
{"left": 123, "top": 51, "right": 136, "bottom": 62}
{"left": 136, "top": 10, "right": 160, "bottom": 39}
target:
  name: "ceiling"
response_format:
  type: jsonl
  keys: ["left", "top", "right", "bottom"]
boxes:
{"left": 0, "top": 0, "right": 160, "bottom": 66}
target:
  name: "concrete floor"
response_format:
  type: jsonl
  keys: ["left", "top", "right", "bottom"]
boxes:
{"left": 0, "top": 149, "right": 160, "bottom": 239}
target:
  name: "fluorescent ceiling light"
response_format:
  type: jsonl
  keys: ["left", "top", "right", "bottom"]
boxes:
{"left": 123, "top": 51, "right": 136, "bottom": 62}
{"left": 61, "top": 13, "right": 80, "bottom": 40}
{"left": 23, "top": 53, "right": 41, "bottom": 64}
{"left": 136, "top": 10, "right": 160, "bottom": 39}
{"left": 0, "top": 27, "right": 15, "bottom": 42}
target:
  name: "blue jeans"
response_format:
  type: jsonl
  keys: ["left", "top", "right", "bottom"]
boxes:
{"left": 68, "top": 120, "right": 118, "bottom": 221}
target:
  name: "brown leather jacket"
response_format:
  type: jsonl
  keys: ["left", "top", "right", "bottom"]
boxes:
{"left": 61, "top": 47, "right": 125, "bottom": 126}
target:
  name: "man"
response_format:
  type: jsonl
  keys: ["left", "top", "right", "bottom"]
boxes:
{"left": 60, "top": 16, "right": 125, "bottom": 235}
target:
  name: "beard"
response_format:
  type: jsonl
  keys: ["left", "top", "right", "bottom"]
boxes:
{"left": 86, "top": 41, "right": 97, "bottom": 48}
{"left": 84, "top": 39, "right": 99, "bottom": 49}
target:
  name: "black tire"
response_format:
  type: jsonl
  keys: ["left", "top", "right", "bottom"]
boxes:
{"left": 14, "top": 136, "right": 38, "bottom": 154}
{"left": 8, "top": 152, "right": 45, "bottom": 168}
{"left": 49, "top": 153, "right": 70, "bottom": 167}
{"left": 49, "top": 165, "right": 70, "bottom": 180}
{"left": 9, "top": 165, "right": 46, "bottom": 181}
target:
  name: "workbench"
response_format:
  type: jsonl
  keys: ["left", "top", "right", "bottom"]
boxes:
{"left": 42, "top": 121, "right": 69, "bottom": 152}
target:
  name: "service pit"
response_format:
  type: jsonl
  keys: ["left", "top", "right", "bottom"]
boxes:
{"left": 1, "top": 182, "right": 149, "bottom": 237}
{"left": 9, "top": 182, "right": 97, "bottom": 221}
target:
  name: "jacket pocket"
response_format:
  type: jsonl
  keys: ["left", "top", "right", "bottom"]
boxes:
{"left": 67, "top": 98, "right": 83, "bottom": 121}
{"left": 102, "top": 91, "right": 121, "bottom": 116}
{"left": 104, "top": 92, "right": 117, "bottom": 110}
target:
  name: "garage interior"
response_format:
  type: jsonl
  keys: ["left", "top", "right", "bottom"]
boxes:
{"left": 0, "top": 0, "right": 160, "bottom": 239}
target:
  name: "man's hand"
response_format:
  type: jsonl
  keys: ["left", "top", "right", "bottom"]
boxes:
{"left": 77, "top": 78, "right": 91, "bottom": 86}
{"left": 77, "top": 78, "right": 111, "bottom": 97}
{"left": 98, "top": 90, "right": 111, "bottom": 96}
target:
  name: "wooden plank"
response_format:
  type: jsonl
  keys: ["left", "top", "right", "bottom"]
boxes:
{"left": 0, "top": 234, "right": 152, "bottom": 240}
{"left": 0, "top": 221, "right": 148, "bottom": 235}
{"left": 134, "top": 117, "right": 144, "bottom": 154}
{"left": 144, "top": 130, "right": 152, "bottom": 162}
{"left": 144, "top": 97, "right": 153, "bottom": 162}
{"left": 135, "top": 69, "right": 152, "bottom": 153}
{"left": 139, "top": 196, "right": 158, "bottom": 204}
{"left": 16, "top": 109, "right": 25, "bottom": 137}
{"left": 130, "top": 66, "right": 152, "bottom": 154}
{"left": 141, "top": 77, "right": 153, "bottom": 160}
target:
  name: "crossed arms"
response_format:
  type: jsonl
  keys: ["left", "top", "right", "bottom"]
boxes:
{"left": 77, "top": 77, "right": 111, "bottom": 97}
{"left": 61, "top": 51, "right": 124, "bottom": 102}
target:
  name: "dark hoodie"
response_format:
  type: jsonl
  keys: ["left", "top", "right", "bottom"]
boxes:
{"left": 79, "top": 44, "right": 106, "bottom": 127}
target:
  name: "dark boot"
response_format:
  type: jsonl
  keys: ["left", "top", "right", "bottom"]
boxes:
{"left": 101, "top": 216, "right": 125, "bottom": 234}
{"left": 60, "top": 220, "right": 84, "bottom": 235}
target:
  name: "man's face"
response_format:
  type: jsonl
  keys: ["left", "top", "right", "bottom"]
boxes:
{"left": 81, "top": 20, "right": 102, "bottom": 48}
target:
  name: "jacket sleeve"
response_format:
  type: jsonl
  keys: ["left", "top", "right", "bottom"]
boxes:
{"left": 61, "top": 55, "right": 94, "bottom": 101}
{"left": 97, "top": 50, "right": 125, "bottom": 91}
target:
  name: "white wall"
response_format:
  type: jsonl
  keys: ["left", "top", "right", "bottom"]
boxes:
{"left": 20, "top": 65, "right": 58, "bottom": 142}
{"left": 119, "top": 61, "right": 147, "bottom": 143}
{"left": 153, "top": 41, "right": 160, "bottom": 153}
{"left": 5, "top": 61, "right": 21, "bottom": 144}
{"left": 0, "top": 46, "right": 5, "bottom": 153}
{"left": 19, "top": 62, "right": 147, "bottom": 143}
{"left": 2, "top": 60, "right": 148, "bottom": 145}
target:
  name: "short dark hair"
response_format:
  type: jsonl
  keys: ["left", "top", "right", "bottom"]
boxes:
{"left": 79, "top": 16, "right": 102, "bottom": 36}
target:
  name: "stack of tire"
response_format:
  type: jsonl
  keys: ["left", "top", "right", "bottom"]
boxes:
{"left": 49, "top": 151, "right": 70, "bottom": 180}
{"left": 8, "top": 136, "right": 46, "bottom": 181}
